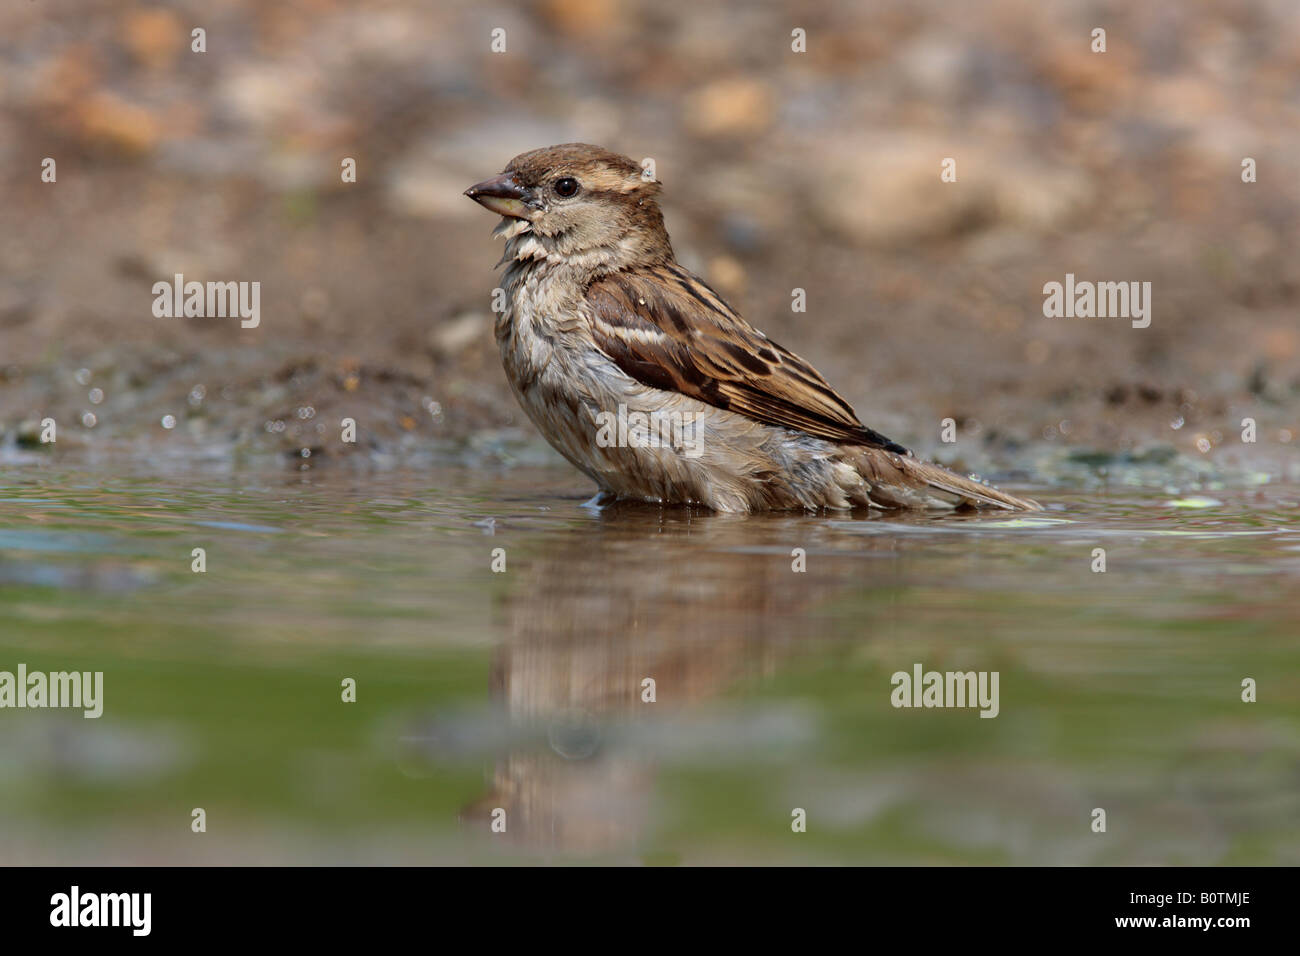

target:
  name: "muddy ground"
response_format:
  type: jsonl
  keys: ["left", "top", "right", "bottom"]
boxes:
{"left": 2, "top": 0, "right": 1297, "bottom": 486}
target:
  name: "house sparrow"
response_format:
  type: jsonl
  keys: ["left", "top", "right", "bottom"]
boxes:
{"left": 465, "top": 144, "right": 1039, "bottom": 513}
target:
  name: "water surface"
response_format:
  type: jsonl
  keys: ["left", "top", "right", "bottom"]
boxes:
{"left": 1, "top": 463, "right": 1297, "bottom": 864}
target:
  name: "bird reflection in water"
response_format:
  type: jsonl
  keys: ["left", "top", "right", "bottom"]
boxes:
{"left": 452, "top": 500, "right": 907, "bottom": 855}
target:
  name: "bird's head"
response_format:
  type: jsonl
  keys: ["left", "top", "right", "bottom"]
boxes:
{"left": 465, "top": 143, "right": 673, "bottom": 269}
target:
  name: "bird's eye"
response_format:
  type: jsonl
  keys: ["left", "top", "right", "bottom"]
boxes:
{"left": 553, "top": 177, "right": 579, "bottom": 198}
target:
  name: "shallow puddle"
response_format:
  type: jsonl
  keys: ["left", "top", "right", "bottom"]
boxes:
{"left": 1, "top": 463, "right": 1297, "bottom": 863}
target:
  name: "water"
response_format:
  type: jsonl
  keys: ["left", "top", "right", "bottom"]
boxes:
{"left": 1, "top": 463, "right": 1298, "bottom": 864}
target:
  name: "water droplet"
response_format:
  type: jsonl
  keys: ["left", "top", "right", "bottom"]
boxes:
{"left": 74, "top": 368, "right": 91, "bottom": 386}
{"left": 88, "top": 388, "right": 104, "bottom": 404}
{"left": 161, "top": 415, "right": 176, "bottom": 429}
{"left": 188, "top": 385, "right": 206, "bottom": 407}
{"left": 81, "top": 411, "right": 97, "bottom": 428}
{"left": 1170, "top": 416, "right": 1185, "bottom": 430}
{"left": 300, "top": 447, "right": 311, "bottom": 458}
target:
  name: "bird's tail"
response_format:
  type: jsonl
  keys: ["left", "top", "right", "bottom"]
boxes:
{"left": 853, "top": 447, "right": 1041, "bottom": 511}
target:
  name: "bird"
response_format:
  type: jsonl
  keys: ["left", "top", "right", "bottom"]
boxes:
{"left": 464, "top": 143, "right": 1039, "bottom": 514}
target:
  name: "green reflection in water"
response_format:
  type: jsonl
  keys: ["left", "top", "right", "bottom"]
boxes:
{"left": 1, "top": 466, "right": 1297, "bottom": 864}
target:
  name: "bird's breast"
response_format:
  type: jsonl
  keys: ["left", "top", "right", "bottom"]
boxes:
{"left": 496, "top": 262, "right": 592, "bottom": 386}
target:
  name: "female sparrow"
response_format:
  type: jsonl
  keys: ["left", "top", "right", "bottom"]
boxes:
{"left": 465, "top": 144, "right": 1039, "bottom": 513}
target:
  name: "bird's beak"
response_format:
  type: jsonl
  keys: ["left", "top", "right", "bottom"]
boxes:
{"left": 464, "top": 173, "right": 536, "bottom": 220}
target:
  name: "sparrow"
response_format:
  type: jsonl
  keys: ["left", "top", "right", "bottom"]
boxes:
{"left": 465, "top": 144, "right": 1039, "bottom": 513}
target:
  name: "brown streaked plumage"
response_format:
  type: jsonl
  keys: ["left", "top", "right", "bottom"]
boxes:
{"left": 586, "top": 266, "right": 908, "bottom": 452}
{"left": 465, "top": 143, "right": 1040, "bottom": 514}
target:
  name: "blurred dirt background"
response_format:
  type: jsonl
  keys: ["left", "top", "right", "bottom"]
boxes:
{"left": 1, "top": 0, "right": 1297, "bottom": 482}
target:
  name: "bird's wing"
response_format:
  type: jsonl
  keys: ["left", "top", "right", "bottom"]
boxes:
{"left": 585, "top": 264, "right": 909, "bottom": 452}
